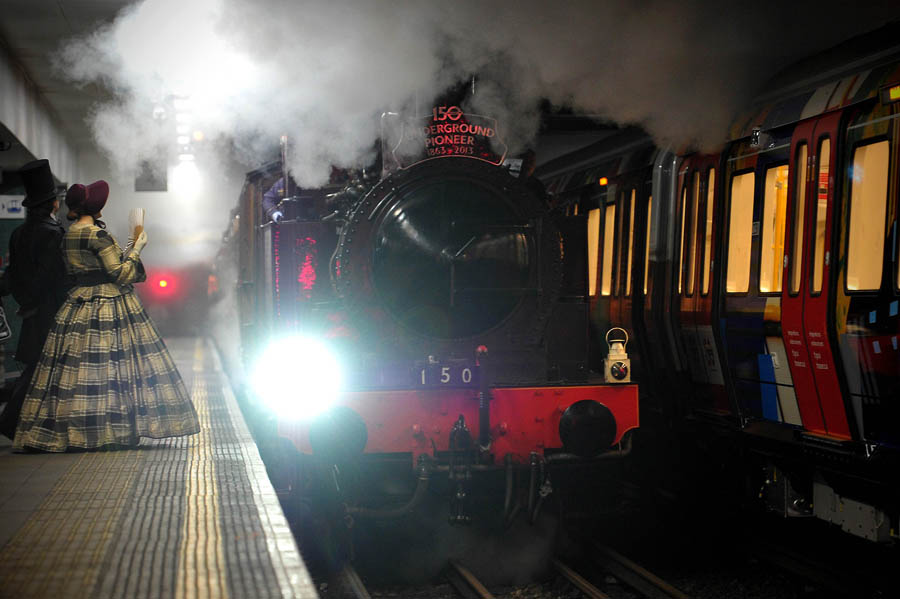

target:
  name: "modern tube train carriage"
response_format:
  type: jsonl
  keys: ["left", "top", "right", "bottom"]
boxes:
{"left": 224, "top": 104, "right": 639, "bottom": 529}
{"left": 534, "top": 24, "right": 900, "bottom": 544}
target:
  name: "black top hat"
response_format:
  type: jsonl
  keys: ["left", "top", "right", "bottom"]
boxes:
{"left": 19, "top": 159, "right": 58, "bottom": 207}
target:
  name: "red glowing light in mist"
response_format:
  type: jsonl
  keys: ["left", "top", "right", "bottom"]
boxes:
{"left": 146, "top": 272, "right": 178, "bottom": 299}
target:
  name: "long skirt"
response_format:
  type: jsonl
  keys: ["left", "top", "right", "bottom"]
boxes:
{"left": 12, "top": 289, "right": 201, "bottom": 452}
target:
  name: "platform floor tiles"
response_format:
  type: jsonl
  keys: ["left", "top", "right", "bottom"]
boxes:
{"left": 0, "top": 337, "right": 317, "bottom": 599}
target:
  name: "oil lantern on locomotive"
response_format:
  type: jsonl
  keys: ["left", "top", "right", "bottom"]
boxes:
{"left": 603, "top": 327, "right": 630, "bottom": 383}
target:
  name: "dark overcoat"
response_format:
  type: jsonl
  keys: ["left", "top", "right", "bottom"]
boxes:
{"left": 6, "top": 216, "right": 68, "bottom": 364}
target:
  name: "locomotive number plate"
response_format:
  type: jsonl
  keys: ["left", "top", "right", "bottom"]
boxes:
{"left": 414, "top": 360, "right": 479, "bottom": 388}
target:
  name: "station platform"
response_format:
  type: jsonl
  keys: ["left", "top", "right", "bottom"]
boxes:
{"left": 0, "top": 337, "right": 318, "bottom": 599}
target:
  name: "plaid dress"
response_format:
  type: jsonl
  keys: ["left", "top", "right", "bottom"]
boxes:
{"left": 12, "top": 224, "right": 201, "bottom": 451}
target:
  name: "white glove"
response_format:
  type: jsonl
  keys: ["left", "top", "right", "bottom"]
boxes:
{"left": 133, "top": 230, "right": 148, "bottom": 254}
{"left": 271, "top": 210, "right": 284, "bottom": 223}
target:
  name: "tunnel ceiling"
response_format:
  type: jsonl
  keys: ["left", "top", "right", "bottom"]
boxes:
{"left": 0, "top": 0, "right": 130, "bottom": 172}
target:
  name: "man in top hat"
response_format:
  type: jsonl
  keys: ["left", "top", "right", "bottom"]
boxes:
{"left": 0, "top": 159, "right": 69, "bottom": 439}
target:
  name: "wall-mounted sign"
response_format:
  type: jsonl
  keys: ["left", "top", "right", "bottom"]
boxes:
{"left": 0, "top": 196, "right": 24, "bottom": 219}
{"left": 383, "top": 106, "right": 507, "bottom": 172}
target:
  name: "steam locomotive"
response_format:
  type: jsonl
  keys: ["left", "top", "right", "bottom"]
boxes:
{"left": 534, "top": 23, "right": 900, "bottom": 544}
{"left": 222, "top": 106, "right": 639, "bottom": 528}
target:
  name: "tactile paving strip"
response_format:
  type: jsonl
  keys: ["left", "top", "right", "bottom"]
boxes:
{"left": 0, "top": 338, "right": 317, "bottom": 599}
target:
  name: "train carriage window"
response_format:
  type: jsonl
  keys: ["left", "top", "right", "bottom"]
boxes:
{"left": 726, "top": 172, "right": 755, "bottom": 293}
{"left": 626, "top": 189, "right": 636, "bottom": 295}
{"left": 701, "top": 168, "right": 715, "bottom": 295}
{"left": 812, "top": 139, "right": 830, "bottom": 294}
{"left": 789, "top": 143, "right": 808, "bottom": 295}
{"left": 677, "top": 185, "right": 688, "bottom": 293}
{"left": 847, "top": 140, "right": 890, "bottom": 291}
{"left": 601, "top": 203, "right": 616, "bottom": 296}
{"left": 587, "top": 207, "right": 601, "bottom": 296}
{"left": 643, "top": 196, "right": 653, "bottom": 295}
{"left": 687, "top": 172, "right": 700, "bottom": 295}
{"left": 760, "top": 164, "right": 789, "bottom": 293}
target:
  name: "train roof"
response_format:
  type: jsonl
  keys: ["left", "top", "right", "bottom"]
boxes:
{"left": 534, "top": 127, "right": 655, "bottom": 196}
{"left": 728, "top": 21, "right": 900, "bottom": 141}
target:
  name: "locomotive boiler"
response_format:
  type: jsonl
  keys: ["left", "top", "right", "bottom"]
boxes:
{"left": 223, "top": 106, "right": 639, "bottom": 529}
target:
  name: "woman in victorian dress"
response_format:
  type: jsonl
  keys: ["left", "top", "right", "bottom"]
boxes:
{"left": 13, "top": 180, "right": 200, "bottom": 451}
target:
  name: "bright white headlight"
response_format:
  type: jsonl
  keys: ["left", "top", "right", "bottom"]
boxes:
{"left": 251, "top": 335, "right": 341, "bottom": 421}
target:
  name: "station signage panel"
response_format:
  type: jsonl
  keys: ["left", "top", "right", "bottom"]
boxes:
{"left": 0, "top": 196, "right": 24, "bottom": 219}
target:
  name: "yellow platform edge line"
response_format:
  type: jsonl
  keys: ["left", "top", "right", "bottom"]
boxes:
{"left": 175, "top": 338, "right": 228, "bottom": 599}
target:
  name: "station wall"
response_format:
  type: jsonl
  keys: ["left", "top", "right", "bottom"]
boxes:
{"left": 0, "top": 43, "right": 80, "bottom": 184}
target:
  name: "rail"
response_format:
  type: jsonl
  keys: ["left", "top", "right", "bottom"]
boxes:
{"left": 590, "top": 543, "right": 691, "bottom": 599}
{"left": 445, "top": 560, "right": 496, "bottom": 599}
{"left": 335, "top": 564, "right": 372, "bottom": 599}
{"left": 551, "top": 558, "right": 611, "bottom": 599}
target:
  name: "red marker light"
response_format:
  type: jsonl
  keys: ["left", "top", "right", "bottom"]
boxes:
{"left": 146, "top": 272, "right": 178, "bottom": 300}
{"left": 598, "top": 177, "right": 609, "bottom": 186}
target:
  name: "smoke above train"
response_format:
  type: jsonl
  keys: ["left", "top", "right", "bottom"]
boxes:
{"left": 47, "top": 0, "right": 899, "bottom": 276}
{"left": 57, "top": 0, "right": 896, "bottom": 186}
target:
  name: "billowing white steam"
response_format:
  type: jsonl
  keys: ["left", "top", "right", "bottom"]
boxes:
{"left": 59, "top": 0, "right": 896, "bottom": 188}
{"left": 54, "top": 0, "right": 898, "bottom": 277}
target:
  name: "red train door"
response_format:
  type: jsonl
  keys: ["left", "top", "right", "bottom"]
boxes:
{"left": 781, "top": 113, "right": 852, "bottom": 440}
{"left": 782, "top": 120, "right": 826, "bottom": 434}
{"left": 803, "top": 112, "right": 851, "bottom": 439}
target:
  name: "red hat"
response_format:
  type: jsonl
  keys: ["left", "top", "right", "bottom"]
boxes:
{"left": 65, "top": 180, "right": 109, "bottom": 216}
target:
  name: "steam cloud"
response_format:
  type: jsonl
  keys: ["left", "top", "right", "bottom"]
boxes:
{"left": 51, "top": 0, "right": 899, "bottom": 276}
{"left": 59, "top": 0, "right": 899, "bottom": 184}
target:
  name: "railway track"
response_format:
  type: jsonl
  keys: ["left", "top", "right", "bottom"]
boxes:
{"left": 445, "top": 560, "right": 496, "bottom": 599}
{"left": 550, "top": 557, "right": 611, "bottom": 599}
{"left": 442, "top": 549, "right": 691, "bottom": 599}
{"left": 333, "top": 564, "right": 374, "bottom": 599}
{"left": 323, "top": 542, "right": 691, "bottom": 599}
{"left": 587, "top": 543, "right": 691, "bottom": 599}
